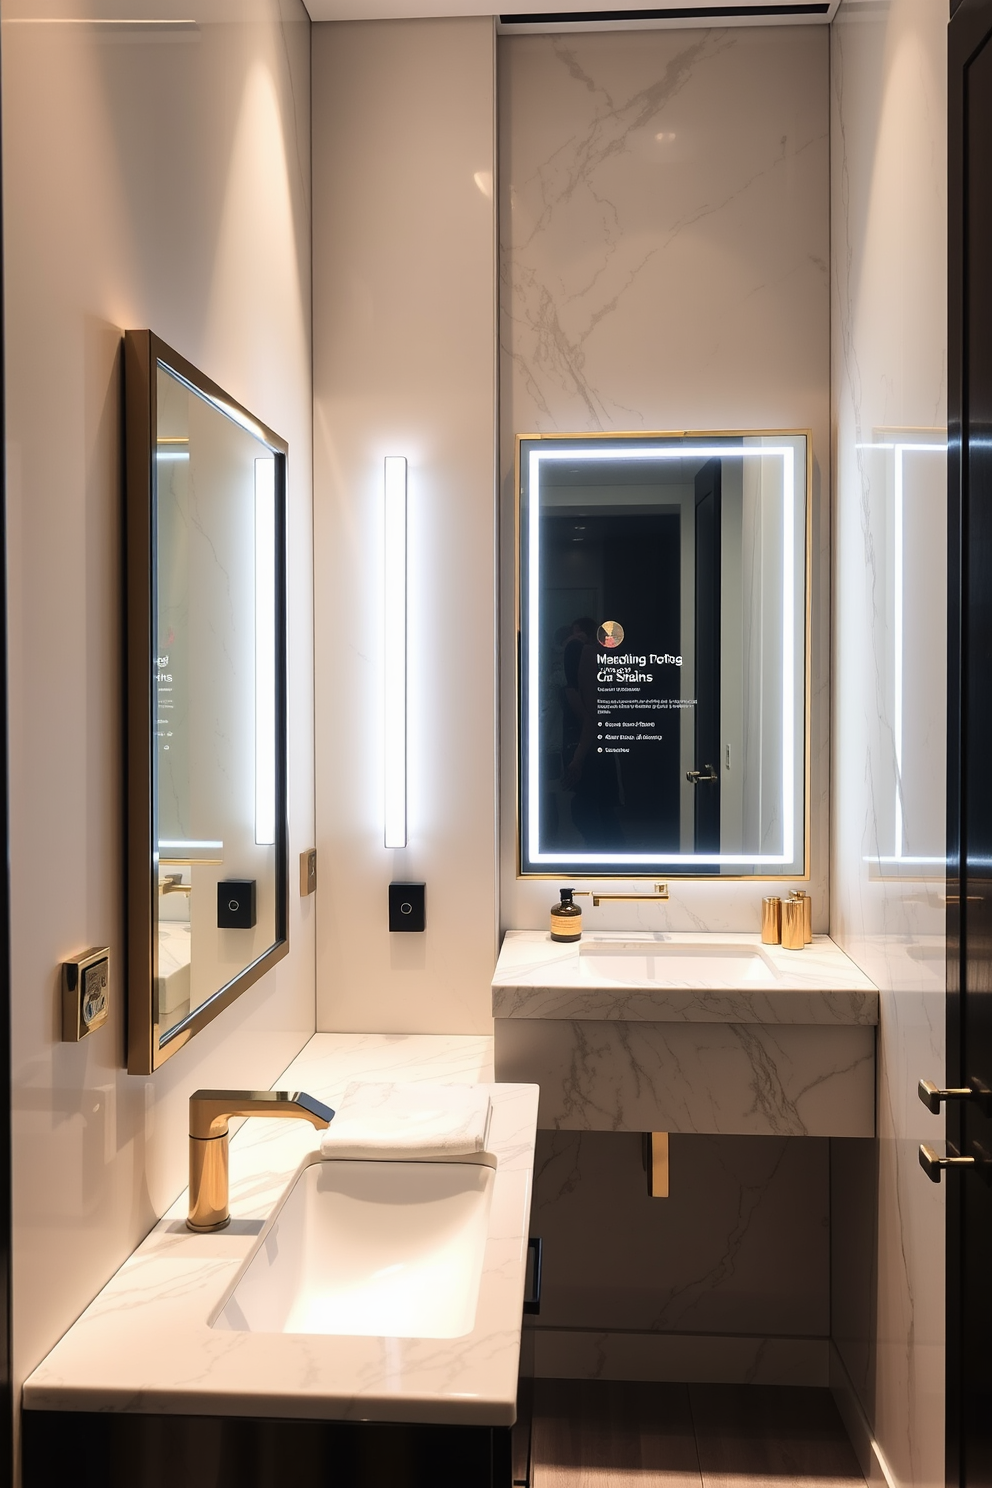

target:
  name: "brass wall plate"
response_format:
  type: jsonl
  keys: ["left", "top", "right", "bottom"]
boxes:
{"left": 62, "top": 947, "right": 110, "bottom": 1042}
{"left": 300, "top": 848, "right": 317, "bottom": 897}
{"left": 648, "top": 1132, "right": 670, "bottom": 1198}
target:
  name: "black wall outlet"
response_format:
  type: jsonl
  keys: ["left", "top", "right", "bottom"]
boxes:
{"left": 217, "top": 880, "right": 257, "bottom": 929}
{"left": 389, "top": 881, "right": 426, "bottom": 932}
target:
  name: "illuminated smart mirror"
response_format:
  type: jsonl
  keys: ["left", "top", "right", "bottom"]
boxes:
{"left": 125, "top": 331, "right": 288, "bottom": 1073}
{"left": 518, "top": 432, "right": 810, "bottom": 878}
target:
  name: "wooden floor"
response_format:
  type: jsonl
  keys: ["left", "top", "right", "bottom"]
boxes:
{"left": 529, "top": 1381, "right": 865, "bottom": 1488}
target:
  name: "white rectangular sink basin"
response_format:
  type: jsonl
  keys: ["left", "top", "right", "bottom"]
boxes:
{"left": 578, "top": 941, "right": 783, "bottom": 988}
{"left": 212, "top": 1157, "right": 495, "bottom": 1340}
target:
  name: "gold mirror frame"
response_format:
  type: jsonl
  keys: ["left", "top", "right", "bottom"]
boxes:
{"left": 514, "top": 429, "right": 813, "bottom": 882}
{"left": 124, "top": 331, "right": 289, "bottom": 1073}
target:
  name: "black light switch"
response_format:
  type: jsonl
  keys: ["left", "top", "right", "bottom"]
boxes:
{"left": 389, "top": 881, "right": 426, "bottom": 932}
{"left": 218, "top": 880, "right": 257, "bottom": 929}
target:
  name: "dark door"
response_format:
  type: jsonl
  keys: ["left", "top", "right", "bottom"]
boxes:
{"left": 693, "top": 460, "right": 721, "bottom": 852}
{"left": 945, "top": 7, "right": 992, "bottom": 1488}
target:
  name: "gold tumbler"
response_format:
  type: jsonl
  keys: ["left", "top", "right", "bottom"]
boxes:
{"left": 761, "top": 897, "right": 782, "bottom": 944}
{"left": 791, "top": 890, "right": 812, "bottom": 944}
{"left": 782, "top": 898, "right": 805, "bottom": 950}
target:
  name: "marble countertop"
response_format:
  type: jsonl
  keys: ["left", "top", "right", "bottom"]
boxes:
{"left": 24, "top": 1034, "right": 539, "bottom": 1427}
{"left": 492, "top": 931, "right": 878, "bottom": 1025}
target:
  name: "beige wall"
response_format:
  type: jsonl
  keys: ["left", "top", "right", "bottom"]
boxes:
{"left": 499, "top": 27, "right": 830, "bottom": 934}
{"left": 2, "top": 0, "right": 315, "bottom": 1421}
{"left": 312, "top": 17, "right": 498, "bottom": 1035}
{"left": 829, "top": 0, "right": 947, "bottom": 1484}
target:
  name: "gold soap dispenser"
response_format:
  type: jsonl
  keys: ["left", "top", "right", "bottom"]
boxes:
{"left": 550, "top": 887, "right": 582, "bottom": 943}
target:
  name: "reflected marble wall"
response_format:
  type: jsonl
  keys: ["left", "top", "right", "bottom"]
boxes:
{"left": 529, "top": 1131, "right": 829, "bottom": 1384}
{"left": 830, "top": 1, "right": 947, "bottom": 1485}
{"left": 498, "top": 27, "right": 830, "bottom": 934}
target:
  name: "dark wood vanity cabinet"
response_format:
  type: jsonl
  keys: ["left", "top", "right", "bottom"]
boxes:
{"left": 22, "top": 1411, "right": 515, "bottom": 1488}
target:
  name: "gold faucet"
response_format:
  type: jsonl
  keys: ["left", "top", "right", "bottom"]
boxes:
{"left": 187, "top": 1089, "right": 334, "bottom": 1232}
{"left": 159, "top": 873, "right": 192, "bottom": 896}
{"left": 575, "top": 883, "right": 670, "bottom": 907}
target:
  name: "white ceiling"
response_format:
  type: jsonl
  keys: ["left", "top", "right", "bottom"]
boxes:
{"left": 305, "top": 0, "right": 839, "bottom": 28}
{"left": 1, "top": 0, "right": 839, "bottom": 31}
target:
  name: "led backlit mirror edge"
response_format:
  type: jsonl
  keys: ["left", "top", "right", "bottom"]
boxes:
{"left": 123, "top": 330, "right": 290, "bottom": 1075}
{"left": 515, "top": 430, "right": 811, "bottom": 881}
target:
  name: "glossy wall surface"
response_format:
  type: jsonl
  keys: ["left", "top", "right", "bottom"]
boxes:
{"left": 312, "top": 17, "right": 498, "bottom": 1034}
{"left": 2, "top": 0, "right": 315, "bottom": 1437}
{"left": 499, "top": 26, "right": 830, "bottom": 933}
{"left": 829, "top": 0, "right": 947, "bottom": 1484}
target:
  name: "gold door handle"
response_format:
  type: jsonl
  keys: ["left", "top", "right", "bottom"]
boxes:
{"left": 686, "top": 766, "right": 718, "bottom": 784}
{"left": 919, "top": 1144, "right": 976, "bottom": 1183}
{"left": 919, "top": 1079, "right": 974, "bottom": 1113}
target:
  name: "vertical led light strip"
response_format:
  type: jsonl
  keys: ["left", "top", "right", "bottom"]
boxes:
{"left": 894, "top": 443, "right": 905, "bottom": 860}
{"left": 780, "top": 446, "right": 796, "bottom": 867}
{"left": 254, "top": 458, "right": 276, "bottom": 846}
{"left": 527, "top": 450, "right": 543, "bottom": 864}
{"left": 384, "top": 456, "right": 408, "bottom": 848}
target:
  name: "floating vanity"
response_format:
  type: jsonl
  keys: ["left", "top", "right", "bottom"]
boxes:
{"left": 23, "top": 1035, "right": 538, "bottom": 1486}
{"left": 493, "top": 931, "right": 878, "bottom": 1138}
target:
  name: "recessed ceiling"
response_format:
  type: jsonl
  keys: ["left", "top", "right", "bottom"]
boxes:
{"left": 305, "top": 0, "right": 839, "bottom": 27}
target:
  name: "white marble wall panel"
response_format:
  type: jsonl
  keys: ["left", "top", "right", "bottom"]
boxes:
{"left": 494, "top": 1018, "right": 875, "bottom": 1136}
{"left": 498, "top": 27, "right": 830, "bottom": 935}
{"left": 830, "top": 1, "right": 947, "bottom": 1486}
{"left": 3, "top": 0, "right": 315, "bottom": 1429}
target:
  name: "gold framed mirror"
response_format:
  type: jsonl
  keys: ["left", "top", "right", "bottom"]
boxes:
{"left": 125, "top": 331, "right": 289, "bottom": 1073}
{"left": 517, "top": 430, "right": 811, "bottom": 880}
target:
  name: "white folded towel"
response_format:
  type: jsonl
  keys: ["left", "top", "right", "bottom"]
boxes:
{"left": 319, "top": 1082, "right": 492, "bottom": 1161}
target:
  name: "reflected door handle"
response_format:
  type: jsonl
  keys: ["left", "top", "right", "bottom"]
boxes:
{"left": 919, "top": 1144, "right": 976, "bottom": 1183}
{"left": 686, "top": 766, "right": 718, "bottom": 784}
{"left": 919, "top": 1079, "right": 974, "bottom": 1113}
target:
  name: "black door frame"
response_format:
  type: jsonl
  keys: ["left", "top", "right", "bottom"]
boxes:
{"left": 948, "top": 4, "right": 992, "bottom": 1487}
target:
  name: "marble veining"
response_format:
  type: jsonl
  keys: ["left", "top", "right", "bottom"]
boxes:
{"left": 495, "top": 1017, "right": 874, "bottom": 1138}
{"left": 23, "top": 1035, "right": 537, "bottom": 1425}
{"left": 493, "top": 932, "right": 875, "bottom": 1137}
{"left": 493, "top": 930, "right": 878, "bottom": 1024}
{"left": 498, "top": 25, "right": 831, "bottom": 936}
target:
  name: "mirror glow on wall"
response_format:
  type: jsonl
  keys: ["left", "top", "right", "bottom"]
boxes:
{"left": 518, "top": 433, "right": 809, "bottom": 878}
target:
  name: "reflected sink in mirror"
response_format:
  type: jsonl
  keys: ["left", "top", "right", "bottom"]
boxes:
{"left": 212, "top": 1157, "right": 495, "bottom": 1340}
{"left": 578, "top": 940, "right": 783, "bottom": 987}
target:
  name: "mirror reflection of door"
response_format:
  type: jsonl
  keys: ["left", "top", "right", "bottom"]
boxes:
{"left": 693, "top": 458, "right": 721, "bottom": 854}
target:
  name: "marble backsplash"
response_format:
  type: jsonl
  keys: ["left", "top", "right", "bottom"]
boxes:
{"left": 498, "top": 25, "right": 831, "bottom": 935}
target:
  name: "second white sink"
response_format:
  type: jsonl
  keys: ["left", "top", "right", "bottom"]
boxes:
{"left": 213, "top": 1156, "right": 495, "bottom": 1340}
{"left": 578, "top": 940, "right": 782, "bottom": 987}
